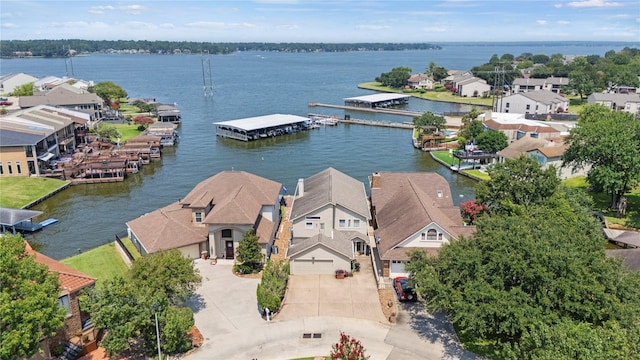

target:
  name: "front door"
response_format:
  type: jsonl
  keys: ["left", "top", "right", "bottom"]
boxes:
{"left": 225, "top": 240, "right": 234, "bottom": 259}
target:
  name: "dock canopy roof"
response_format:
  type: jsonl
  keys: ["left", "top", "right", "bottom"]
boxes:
{"left": 344, "top": 93, "right": 410, "bottom": 108}
{"left": 0, "top": 207, "right": 43, "bottom": 226}
{"left": 214, "top": 114, "right": 309, "bottom": 132}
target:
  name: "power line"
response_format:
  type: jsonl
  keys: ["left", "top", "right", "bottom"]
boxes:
{"left": 201, "top": 50, "right": 213, "bottom": 97}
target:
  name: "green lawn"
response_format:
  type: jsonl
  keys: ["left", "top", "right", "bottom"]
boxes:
{"left": 120, "top": 236, "right": 142, "bottom": 260}
{"left": 431, "top": 150, "right": 456, "bottom": 166}
{"left": 112, "top": 123, "right": 145, "bottom": 142}
{"left": 464, "top": 169, "right": 490, "bottom": 181}
{"left": 563, "top": 176, "right": 640, "bottom": 229}
{"left": 61, "top": 242, "right": 129, "bottom": 284}
{"left": 0, "top": 177, "right": 69, "bottom": 208}
{"left": 358, "top": 82, "right": 493, "bottom": 107}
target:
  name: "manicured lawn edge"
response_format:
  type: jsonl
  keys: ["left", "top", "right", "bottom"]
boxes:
{"left": 0, "top": 177, "right": 70, "bottom": 209}
{"left": 358, "top": 82, "right": 493, "bottom": 107}
{"left": 61, "top": 242, "right": 129, "bottom": 284}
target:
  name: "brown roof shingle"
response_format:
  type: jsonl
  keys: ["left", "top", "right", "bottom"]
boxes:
{"left": 26, "top": 242, "right": 96, "bottom": 293}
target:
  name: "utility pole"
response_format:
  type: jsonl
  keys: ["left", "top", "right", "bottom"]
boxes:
{"left": 153, "top": 304, "right": 162, "bottom": 359}
{"left": 64, "top": 45, "right": 75, "bottom": 77}
{"left": 201, "top": 50, "right": 214, "bottom": 97}
{"left": 491, "top": 65, "right": 507, "bottom": 112}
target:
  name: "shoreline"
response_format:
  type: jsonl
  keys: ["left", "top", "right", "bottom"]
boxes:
{"left": 357, "top": 82, "right": 493, "bottom": 108}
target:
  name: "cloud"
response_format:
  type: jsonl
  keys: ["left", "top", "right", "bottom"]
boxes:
{"left": 51, "top": 21, "right": 90, "bottom": 28}
{"left": 185, "top": 21, "right": 257, "bottom": 30}
{"left": 275, "top": 24, "right": 300, "bottom": 30}
{"left": 536, "top": 20, "right": 548, "bottom": 25}
{"left": 159, "top": 23, "right": 175, "bottom": 29}
{"left": 89, "top": 5, "right": 114, "bottom": 14}
{"left": 124, "top": 21, "right": 158, "bottom": 30}
{"left": 567, "top": 0, "right": 623, "bottom": 8}
{"left": 118, "top": 5, "right": 147, "bottom": 15}
{"left": 1, "top": 22, "right": 17, "bottom": 29}
{"left": 557, "top": 20, "right": 571, "bottom": 24}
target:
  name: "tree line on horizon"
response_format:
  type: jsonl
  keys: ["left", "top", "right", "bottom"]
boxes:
{"left": 0, "top": 39, "right": 442, "bottom": 58}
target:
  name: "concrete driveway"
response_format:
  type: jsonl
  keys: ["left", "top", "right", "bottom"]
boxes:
{"left": 276, "top": 255, "right": 386, "bottom": 323}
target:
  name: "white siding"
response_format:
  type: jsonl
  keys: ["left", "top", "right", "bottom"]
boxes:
{"left": 291, "top": 204, "right": 333, "bottom": 238}
{"left": 397, "top": 224, "right": 450, "bottom": 249}
{"left": 289, "top": 246, "right": 351, "bottom": 275}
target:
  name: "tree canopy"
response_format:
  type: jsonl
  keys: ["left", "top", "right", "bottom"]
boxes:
{"left": 87, "top": 250, "right": 201, "bottom": 357}
{"left": 407, "top": 157, "right": 640, "bottom": 359}
{"left": 375, "top": 66, "right": 412, "bottom": 88}
{"left": 88, "top": 81, "right": 127, "bottom": 102}
{"left": 475, "top": 130, "right": 508, "bottom": 153}
{"left": 0, "top": 234, "right": 66, "bottom": 360}
{"left": 10, "top": 82, "right": 34, "bottom": 96}
{"left": 475, "top": 155, "right": 560, "bottom": 213}
{"left": 413, "top": 111, "right": 447, "bottom": 133}
{"left": 563, "top": 104, "right": 640, "bottom": 208}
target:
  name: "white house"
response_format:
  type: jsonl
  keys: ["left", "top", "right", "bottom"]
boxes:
{"left": 512, "top": 77, "right": 569, "bottom": 94}
{"left": 499, "top": 90, "right": 569, "bottom": 115}
{"left": 587, "top": 93, "right": 640, "bottom": 116}
{"left": 407, "top": 73, "right": 435, "bottom": 90}
{"left": 0, "top": 73, "right": 38, "bottom": 95}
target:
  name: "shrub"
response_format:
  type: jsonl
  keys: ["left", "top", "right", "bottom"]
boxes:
{"left": 256, "top": 260, "right": 289, "bottom": 313}
{"left": 330, "top": 332, "right": 370, "bottom": 360}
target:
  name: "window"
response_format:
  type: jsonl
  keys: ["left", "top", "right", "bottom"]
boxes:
{"left": 16, "top": 161, "right": 21, "bottom": 175}
{"left": 221, "top": 229, "right": 232, "bottom": 238}
{"left": 505, "top": 102, "right": 510, "bottom": 108}
{"left": 353, "top": 219, "right": 360, "bottom": 228}
{"left": 530, "top": 133, "right": 538, "bottom": 138}
{"left": 7, "top": 162, "right": 12, "bottom": 175}
{"left": 195, "top": 212, "right": 202, "bottom": 223}
{"left": 438, "top": 233, "right": 443, "bottom": 240}
{"left": 437, "top": 190, "right": 443, "bottom": 198}
{"left": 320, "top": 223, "right": 325, "bottom": 230}
{"left": 526, "top": 104, "right": 531, "bottom": 110}
{"left": 305, "top": 222, "right": 313, "bottom": 229}
{"left": 58, "top": 295, "right": 71, "bottom": 316}
{"left": 24, "top": 145, "right": 33, "bottom": 157}
{"left": 338, "top": 219, "right": 346, "bottom": 228}
{"left": 305, "top": 216, "right": 320, "bottom": 220}
{"left": 0, "top": 162, "right": 3, "bottom": 175}
{"left": 421, "top": 232, "right": 426, "bottom": 241}
{"left": 427, "top": 229, "right": 437, "bottom": 240}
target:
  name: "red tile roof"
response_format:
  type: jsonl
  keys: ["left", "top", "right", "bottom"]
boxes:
{"left": 25, "top": 242, "right": 96, "bottom": 293}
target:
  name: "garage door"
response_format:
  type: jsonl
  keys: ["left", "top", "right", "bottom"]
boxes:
{"left": 389, "top": 260, "right": 407, "bottom": 278}
{"left": 293, "top": 259, "right": 334, "bottom": 275}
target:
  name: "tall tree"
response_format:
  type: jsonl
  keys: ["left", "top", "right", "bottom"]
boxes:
{"left": 375, "top": 66, "right": 412, "bottom": 88}
{"left": 0, "top": 234, "right": 66, "bottom": 360}
{"left": 407, "top": 183, "right": 640, "bottom": 359}
{"left": 87, "top": 250, "right": 200, "bottom": 357}
{"left": 88, "top": 81, "right": 127, "bottom": 103}
{"left": 236, "top": 229, "right": 263, "bottom": 267}
{"left": 563, "top": 104, "right": 640, "bottom": 209}
{"left": 475, "top": 130, "right": 508, "bottom": 153}
{"left": 475, "top": 155, "right": 560, "bottom": 213}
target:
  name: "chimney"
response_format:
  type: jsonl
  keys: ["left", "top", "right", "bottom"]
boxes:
{"left": 297, "top": 178, "right": 304, "bottom": 197}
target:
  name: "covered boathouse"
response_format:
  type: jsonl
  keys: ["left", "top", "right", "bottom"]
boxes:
{"left": 344, "top": 93, "right": 411, "bottom": 108}
{"left": 214, "top": 114, "right": 310, "bottom": 141}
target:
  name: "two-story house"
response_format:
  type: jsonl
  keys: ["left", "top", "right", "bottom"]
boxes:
{"left": 481, "top": 112, "right": 570, "bottom": 143}
{"left": 512, "top": 77, "right": 569, "bottom": 94}
{"left": 19, "top": 83, "right": 104, "bottom": 122}
{"left": 127, "top": 170, "right": 283, "bottom": 260}
{"left": 286, "top": 167, "right": 370, "bottom": 274}
{"left": 369, "top": 172, "right": 475, "bottom": 279}
{"left": 407, "top": 73, "right": 435, "bottom": 90}
{"left": 27, "top": 242, "right": 97, "bottom": 359}
{"left": 587, "top": 93, "right": 640, "bottom": 116}
{"left": 499, "top": 90, "right": 569, "bottom": 115}
{"left": 0, "top": 72, "right": 38, "bottom": 95}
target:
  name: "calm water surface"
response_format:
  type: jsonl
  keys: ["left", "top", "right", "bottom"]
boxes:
{"left": 2, "top": 42, "right": 636, "bottom": 259}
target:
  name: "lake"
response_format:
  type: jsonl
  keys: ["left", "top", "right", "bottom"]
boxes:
{"left": 1, "top": 41, "right": 636, "bottom": 259}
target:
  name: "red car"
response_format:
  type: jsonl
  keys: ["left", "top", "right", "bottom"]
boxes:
{"left": 393, "top": 276, "right": 417, "bottom": 302}
{"left": 0, "top": 101, "right": 12, "bottom": 106}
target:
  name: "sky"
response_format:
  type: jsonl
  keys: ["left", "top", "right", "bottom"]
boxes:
{"left": 1, "top": 0, "right": 639, "bottom": 43}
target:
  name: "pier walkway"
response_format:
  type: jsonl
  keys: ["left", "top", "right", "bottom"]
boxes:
{"left": 309, "top": 102, "right": 422, "bottom": 117}
{"left": 309, "top": 114, "right": 413, "bottom": 129}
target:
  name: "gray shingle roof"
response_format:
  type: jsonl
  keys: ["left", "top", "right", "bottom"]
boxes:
{"left": 518, "top": 90, "right": 567, "bottom": 105}
{"left": 286, "top": 231, "right": 357, "bottom": 259}
{"left": 289, "top": 167, "right": 370, "bottom": 221}
{"left": 0, "top": 127, "right": 46, "bottom": 146}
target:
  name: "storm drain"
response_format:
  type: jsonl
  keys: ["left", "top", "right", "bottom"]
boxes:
{"left": 302, "top": 333, "right": 322, "bottom": 339}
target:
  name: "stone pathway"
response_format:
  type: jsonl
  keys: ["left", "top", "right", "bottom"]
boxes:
{"left": 270, "top": 195, "right": 293, "bottom": 262}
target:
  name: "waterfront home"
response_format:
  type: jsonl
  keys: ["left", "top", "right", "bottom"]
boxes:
{"left": 26, "top": 241, "right": 98, "bottom": 359}
{"left": 498, "top": 90, "right": 569, "bottom": 115}
{"left": 0, "top": 72, "right": 38, "bottom": 95}
{"left": 481, "top": 111, "right": 570, "bottom": 143}
{"left": 512, "top": 77, "right": 569, "bottom": 94}
{"left": 19, "top": 84, "right": 104, "bottom": 122}
{"left": 156, "top": 103, "right": 181, "bottom": 123}
{"left": 126, "top": 170, "right": 283, "bottom": 260}
{"left": 286, "top": 167, "right": 370, "bottom": 274}
{"left": 0, "top": 105, "right": 89, "bottom": 177}
{"left": 497, "top": 136, "right": 589, "bottom": 179}
{"left": 369, "top": 172, "right": 475, "bottom": 278}
{"left": 456, "top": 77, "right": 491, "bottom": 98}
{"left": 407, "top": 73, "right": 435, "bottom": 90}
{"left": 587, "top": 92, "right": 640, "bottom": 115}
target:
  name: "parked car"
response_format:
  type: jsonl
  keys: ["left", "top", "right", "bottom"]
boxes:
{"left": 393, "top": 276, "right": 417, "bottom": 302}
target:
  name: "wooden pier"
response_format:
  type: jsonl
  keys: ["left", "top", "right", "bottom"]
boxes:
{"left": 308, "top": 113, "right": 414, "bottom": 129}
{"left": 308, "top": 102, "right": 422, "bottom": 117}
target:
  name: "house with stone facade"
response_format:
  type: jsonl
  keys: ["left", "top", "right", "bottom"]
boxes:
{"left": 27, "top": 242, "right": 97, "bottom": 359}
{"left": 126, "top": 170, "right": 283, "bottom": 260}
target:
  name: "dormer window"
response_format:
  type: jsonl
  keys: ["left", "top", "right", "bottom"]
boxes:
{"left": 437, "top": 190, "right": 443, "bottom": 198}
{"left": 195, "top": 212, "right": 203, "bottom": 223}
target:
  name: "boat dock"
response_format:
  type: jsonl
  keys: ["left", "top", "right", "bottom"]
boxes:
{"left": 309, "top": 113, "right": 413, "bottom": 129}
{"left": 308, "top": 102, "right": 422, "bottom": 117}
